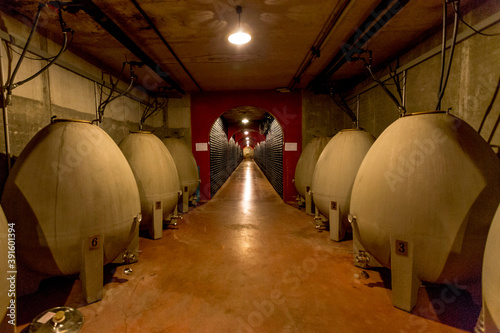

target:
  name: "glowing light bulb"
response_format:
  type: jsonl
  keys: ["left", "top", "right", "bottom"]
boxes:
{"left": 242, "top": 118, "right": 249, "bottom": 124}
{"left": 228, "top": 32, "right": 251, "bottom": 45}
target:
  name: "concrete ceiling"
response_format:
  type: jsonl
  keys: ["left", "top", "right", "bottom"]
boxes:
{"left": 2, "top": 0, "right": 483, "bottom": 97}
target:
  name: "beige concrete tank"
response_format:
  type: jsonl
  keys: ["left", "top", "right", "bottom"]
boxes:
{"left": 243, "top": 146, "right": 254, "bottom": 158}
{"left": 479, "top": 204, "right": 500, "bottom": 332}
{"left": 1, "top": 120, "right": 141, "bottom": 276}
{"left": 162, "top": 138, "right": 199, "bottom": 198}
{"left": 349, "top": 111, "right": 500, "bottom": 312}
{"left": 294, "top": 136, "right": 330, "bottom": 199}
{"left": 120, "top": 132, "right": 180, "bottom": 229}
{"left": 0, "top": 207, "right": 9, "bottom": 322}
{"left": 311, "top": 130, "right": 374, "bottom": 241}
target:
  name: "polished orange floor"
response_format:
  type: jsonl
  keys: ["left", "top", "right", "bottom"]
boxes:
{"left": 17, "top": 159, "right": 479, "bottom": 332}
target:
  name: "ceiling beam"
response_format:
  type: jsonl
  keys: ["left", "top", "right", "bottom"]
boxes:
{"left": 287, "top": 0, "right": 352, "bottom": 91}
{"left": 76, "top": 0, "right": 186, "bottom": 95}
{"left": 129, "top": 0, "right": 203, "bottom": 92}
{"left": 308, "top": 0, "right": 410, "bottom": 92}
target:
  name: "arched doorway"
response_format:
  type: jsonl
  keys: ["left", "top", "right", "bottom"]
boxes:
{"left": 208, "top": 106, "right": 284, "bottom": 198}
{"left": 191, "top": 90, "right": 302, "bottom": 202}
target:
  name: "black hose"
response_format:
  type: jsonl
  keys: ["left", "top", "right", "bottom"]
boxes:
{"left": 365, "top": 64, "right": 405, "bottom": 115}
{"left": 100, "top": 62, "right": 126, "bottom": 109}
{"left": 436, "top": 1, "right": 459, "bottom": 110}
{"left": 5, "top": 3, "right": 44, "bottom": 104}
{"left": 329, "top": 89, "right": 357, "bottom": 123}
{"left": 436, "top": 0, "right": 447, "bottom": 108}
{"left": 389, "top": 62, "right": 402, "bottom": 101}
{"left": 100, "top": 73, "right": 135, "bottom": 109}
{"left": 11, "top": 31, "right": 69, "bottom": 89}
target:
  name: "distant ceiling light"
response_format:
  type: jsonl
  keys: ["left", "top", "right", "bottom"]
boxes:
{"left": 228, "top": 6, "right": 251, "bottom": 45}
{"left": 242, "top": 118, "right": 249, "bottom": 124}
{"left": 244, "top": 131, "right": 249, "bottom": 135}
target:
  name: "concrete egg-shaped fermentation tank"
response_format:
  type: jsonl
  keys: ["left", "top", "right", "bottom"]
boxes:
{"left": 120, "top": 131, "right": 180, "bottom": 237}
{"left": 1, "top": 120, "right": 141, "bottom": 277}
{"left": 478, "top": 204, "right": 500, "bottom": 332}
{"left": 349, "top": 111, "right": 500, "bottom": 312}
{"left": 162, "top": 138, "right": 200, "bottom": 201}
{"left": 0, "top": 207, "right": 9, "bottom": 323}
{"left": 294, "top": 136, "right": 330, "bottom": 214}
{"left": 243, "top": 146, "right": 253, "bottom": 158}
{"left": 311, "top": 129, "right": 375, "bottom": 241}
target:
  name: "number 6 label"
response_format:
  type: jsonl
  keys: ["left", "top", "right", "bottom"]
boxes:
{"left": 89, "top": 235, "right": 100, "bottom": 250}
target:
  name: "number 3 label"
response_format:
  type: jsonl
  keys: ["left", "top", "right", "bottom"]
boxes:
{"left": 395, "top": 239, "right": 408, "bottom": 256}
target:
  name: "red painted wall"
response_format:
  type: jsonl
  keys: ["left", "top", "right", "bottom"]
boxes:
{"left": 191, "top": 90, "right": 302, "bottom": 202}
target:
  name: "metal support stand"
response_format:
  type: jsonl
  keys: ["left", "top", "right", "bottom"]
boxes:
{"left": 80, "top": 235, "right": 103, "bottom": 304}
{"left": 351, "top": 217, "right": 383, "bottom": 269}
{"left": 112, "top": 214, "right": 140, "bottom": 264}
{"left": 390, "top": 237, "right": 419, "bottom": 312}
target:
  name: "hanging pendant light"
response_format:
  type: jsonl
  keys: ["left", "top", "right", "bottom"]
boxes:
{"left": 228, "top": 6, "right": 251, "bottom": 45}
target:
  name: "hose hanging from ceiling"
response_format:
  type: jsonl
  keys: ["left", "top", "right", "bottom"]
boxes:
{"left": 351, "top": 50, "right": 406, "bottom": 117}
{"left": 329, "top": 87, "right": 357, "bottom": 127}
{"left": 435, "top": 0, "right": 460, "bottom": 111}
{"left": 95, "top": 61, "right": 139, "bottom": 124}
{"left": 139, "top": 90, "right": 169, "bottom": 130}
{"left": 4, "top": 3, "right": 73, "bottom": 105}
{"left": 0, "top": 2, "right": 73, "bottom": 172}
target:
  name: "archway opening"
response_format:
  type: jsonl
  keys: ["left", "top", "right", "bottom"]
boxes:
{"left": 208, "top": 106, "right": 284, "bottom": 198}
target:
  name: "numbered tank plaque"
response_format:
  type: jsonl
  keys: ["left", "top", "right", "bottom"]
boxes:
{"left": 155, "top": 201, "right": 161, "bottom": 210}
{"left": 89, "top": 235, "right": 100, "bottom": 250}
{"left": 395, "top": 239, "right": 408, "bottom": 256}
{"left": 331, "top": 201, "right": 337, "bottom": 210}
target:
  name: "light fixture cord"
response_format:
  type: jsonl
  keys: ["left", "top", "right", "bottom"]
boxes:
{"left": 236, "top": 5, "right": 242, "bottom": 29}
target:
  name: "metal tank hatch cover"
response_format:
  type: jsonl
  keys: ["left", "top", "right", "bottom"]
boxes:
{"left": 29, "top": 306, "right": 84, "bottom": 333}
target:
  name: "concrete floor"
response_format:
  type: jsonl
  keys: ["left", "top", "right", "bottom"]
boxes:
{"left": 17, "top": 159, "right": 480, "bottom": 332}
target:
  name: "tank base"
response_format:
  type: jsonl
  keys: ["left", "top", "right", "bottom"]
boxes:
{"left": 80, "top": 235, "right": 104, "bottom": 304}
{"left": 390, "top": 237, "right": 420, "bottom": 312}
{"left": 180, "top": 183, "right": 190, "bottom": 213}
{"left": 329, "top": 200, "right": 346, "bottom": 241}
{"left": 150, "top": 201, "right": 163, "bottom": 240}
